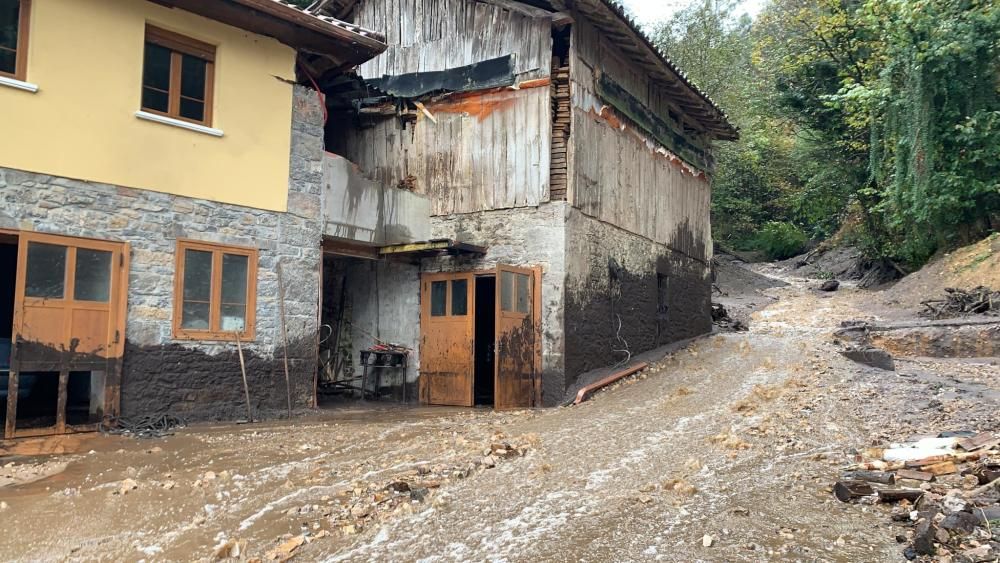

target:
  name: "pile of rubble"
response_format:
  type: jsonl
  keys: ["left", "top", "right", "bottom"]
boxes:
{"left": 833, "top": 432, "right": 1000, "bottom": 561}
{"left": 921, "top": 287, "right": 999, "bottom": 319}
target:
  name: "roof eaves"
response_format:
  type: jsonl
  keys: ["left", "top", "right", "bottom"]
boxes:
{"left": 593, "top": 0, "right": 738, "bottom": 139}
{"left": 269, "top": 0, "right": 387, "bottom": 44}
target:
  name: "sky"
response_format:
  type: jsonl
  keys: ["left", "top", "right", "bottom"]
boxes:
{"left": 619, "top": 0, "right": 767, "bottom": 28}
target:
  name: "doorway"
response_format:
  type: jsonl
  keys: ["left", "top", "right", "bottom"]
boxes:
{"left": 0, "top": 235, "right": 17, "bottom": 429}
{"left": 474, "top": 276, "right": 496, "bottom": 406}
{"left": 420, "top": 265, "right": 541, "bottom": 409}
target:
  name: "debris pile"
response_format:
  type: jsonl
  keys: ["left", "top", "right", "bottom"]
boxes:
{"left": 711, "top": 303, "right": 748, "bottom": 332}
{"left": 921, "top": 287, "right": 999, "bottom": 319}
{"left": 833, "top": 432, "right": 1000, "bottom": 561}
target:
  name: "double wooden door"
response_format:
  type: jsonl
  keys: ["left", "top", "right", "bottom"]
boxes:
{"left": 5, "top": 232, "right": 129, "bottom": 439}
{"left": 419, "top": 265, "right": 540, "bottom": 409}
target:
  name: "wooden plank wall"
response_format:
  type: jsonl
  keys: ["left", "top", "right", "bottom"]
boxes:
{"left": 352, "top": 0, "right": 552, "bottom": 80}
{"left": 334, "top": 85, "right": 552, "bottom": 216}
{"left": 568, "top": 14, "right": 713, "bottom": 262}
{"left": 334, "top": 0, "right": 555, "bottom": 216}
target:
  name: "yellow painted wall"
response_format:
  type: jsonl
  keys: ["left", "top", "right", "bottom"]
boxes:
{"left": 0, "top": 0, "right": 297, "bottom": 212}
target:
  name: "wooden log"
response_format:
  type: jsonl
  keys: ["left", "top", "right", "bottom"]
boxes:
{"left": 905, "top": 452, "right": 982, "bottom": 467}
{"left": 842, "top": 470, "right": 896, "bottom": 485}
{"left": 834, "top": 480, "right": 874, "bottom": 502}
{"left": 877, "top": 489, "right": 925, "bottom": 503}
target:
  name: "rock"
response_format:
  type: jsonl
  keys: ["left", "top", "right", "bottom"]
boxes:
{"left": 972, "top": 506, "right": 1000, "bottom": 523}
{"left": 702, "top": 534, "right": 714, "bottom": 547}
{"left": 841, "top": 347, "right": 895, "bottom": 371}
{"left": 0, "top": 501, "right": 7, "bottom": 510}
{"left": 117, "top": 479, "right": 138, "bottom": 495}
{"left": 410, "top": 488, "right": 430, "bottom": 503}
{"left": 913, "top": 519, "right": 937, "bottom": 556}
{"left": 387, "top": 481, "right": 410, "bottom": 493}
{"left": 820, "top": 280, "right": 840, "bottom": 292}
{"left": 941, "top": 512, "right": 978, "bottom": 534}
{"left": 203, "top": 471, "right": 217, "bottom": 481}
{"left": 960, "top": 545, "right": 994, "bottom": 563}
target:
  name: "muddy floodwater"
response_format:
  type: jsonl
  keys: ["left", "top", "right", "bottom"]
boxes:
{"left": 1, "top": 277, "right": 997, "bottom": 562}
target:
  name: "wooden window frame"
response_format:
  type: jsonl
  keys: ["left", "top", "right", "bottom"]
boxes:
{"left": 142, "top": 25, "right": 216, "bottom": 127}
{"left": 1, "top": 0, "right": 31, "bottom": 81}
{"left": 173, "top": 239, "right": 257, "bottom": 341}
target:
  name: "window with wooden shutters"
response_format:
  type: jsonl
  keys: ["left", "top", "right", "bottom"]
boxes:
{"left": 0, "top": 0, "right": 30, "bottom": 80}
{"left": 142, "top": 26, "right": 216, "bottom": 126}
{"left": 173, "top": 240, "right": 257, "bottom": 340}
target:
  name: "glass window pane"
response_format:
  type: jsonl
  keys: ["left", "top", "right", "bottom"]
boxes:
{"left": 25, "top": 243, "right": 66, "bottom": 299}
{"left": 142, "top": 88, "right": 169, "bottom": 113}
{"left": 142, "top": 43, "right": 171, "bottom": 92}
{"left": 182, "top": 249, "right": 212, "bottom": 301}
{"left": 516, "top": 273, "right": 531, "bottom": 314}
{"left": 0, "top": 0, "right": 20, "bottom": 53}
{"left": 430, "top": 281, "right": 447, "bottom": 317}
{"left": 181, "top": 301, "right": 210, "bottom": 330}
{"left": 220, "top": 304, "right": 245, "bottom": 332}
{"left": 0, "top": 49, "right": 13, "bottom": 75}
{"left": 500, "top": 271, "right": 514, "bottom": 312}
{"left": 179, "top": 98, "right": 205, "bottom": 122}
{"left": 451, "top": 279, "right": 468, "bottom": 316}
{"left": 180, "top": 54, "right": 207, "bottom": 100}
{"left": 74, "top": 249, "right": 112, "bottom": 302}
{"left": 221, "top": 254, "right": 248, "bottom": 305}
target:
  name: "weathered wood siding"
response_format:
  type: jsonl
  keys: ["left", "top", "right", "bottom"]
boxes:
{"left": 352, "top": 0, "right": 552, "bottom": 80}
{"left": 333, "top": 85, "right": 552, "bottom": 216}
{"left": 568, "top": 14, "right": 713, "bottom": 262}
{"left": 333, "top": 0, "right": 554, "bottom": 216}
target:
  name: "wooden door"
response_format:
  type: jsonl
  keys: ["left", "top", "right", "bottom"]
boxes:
{"left": 495, "top": 265, "right": 541, "bottom": 409}
{"left": 6, "top": 232, "right": 129, "bottom": 438}
{"left": 419, "top": 272, "right": 474, "bottom": 407}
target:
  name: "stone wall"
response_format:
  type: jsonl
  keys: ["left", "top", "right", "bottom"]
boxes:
{"left": 424, "top": 202, "right": 568, "bottom": 405}
{"left": 0, "top": 85, "right": 325, "bottom": 422}
{"left": 563, "top": 208, "right": 712, "bottom": 385}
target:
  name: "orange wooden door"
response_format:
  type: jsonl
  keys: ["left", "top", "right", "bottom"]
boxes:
{"left": 419, "top": 272, "right": 475, "bottom": 407}
{"left": 494, "top": 265, "right": 541, "bottom": 409}
{"left": 7, "top": 232, "right": 129, "bottom": 437}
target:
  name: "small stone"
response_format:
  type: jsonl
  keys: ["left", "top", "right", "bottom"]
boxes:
{"left": 940, "top": 511, "right": 978, "bottom": 534}
{"left": 637, "top": 495, "right": 653, "bottom": 505}
{"left": 819, "top": 280, "right": 840, "bottom": 292}
{"left": 117, "top": 479, "right": 138, "bottom": 495}
{"left": 0, "top": 501, "right": 8, "bottom": 510}
{"left": 702, "top": 534, "right": 714, "bottom": 547}
{"left": 203, "top": 471, "right": 217, "bottom": 481}
{"left": 409, "top": 488, "right": 430, "bottom": 503}
{"left": 913, "top": 519, "right": 937, "bottom": 556}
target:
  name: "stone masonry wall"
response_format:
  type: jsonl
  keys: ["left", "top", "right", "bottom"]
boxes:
{"left": 563, "top": 208, "right": 712, "bottom": 387}
{"left": 423, "top": 202, "right": 568, "bottom": 406}
{"left": 0, "top": 85, "right": 325, "bottom": 422}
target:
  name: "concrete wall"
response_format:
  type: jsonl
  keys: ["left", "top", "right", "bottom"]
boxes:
{"left": 0, "top": 85, "right": 325, "bottom": 421}
{"left": 563, "top": 209, "right": 712, "bottom": 383}
{"left": 322, "top": 153, "right": 431, "bottom": 245}
{"left": 423, "top": 202, "right": 568, "bottom": 405}
{"left": 345, "top": 259, "right": 421, "bottom": 391}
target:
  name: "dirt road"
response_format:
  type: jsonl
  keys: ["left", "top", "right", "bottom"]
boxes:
{"left": 1, "top": 275, "right": 997, "bottom": 562}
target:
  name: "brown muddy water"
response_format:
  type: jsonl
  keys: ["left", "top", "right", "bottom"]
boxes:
{"left": 1, "top": 279, "right": 996, "bottom": 562}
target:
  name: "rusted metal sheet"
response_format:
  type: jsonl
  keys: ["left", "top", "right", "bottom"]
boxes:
{"left": 6, "top": 232, "right": 128, "bottom": 439}
{"left": 494, "top": 264, "right": 539, "bottom": 409}
{"left": 419, "top": 272, "right": 475, "bottom": 407}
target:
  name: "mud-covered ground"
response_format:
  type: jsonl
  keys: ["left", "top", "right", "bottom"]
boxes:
{"left": 1, "top": 270, "right": 997, "bottom": 562}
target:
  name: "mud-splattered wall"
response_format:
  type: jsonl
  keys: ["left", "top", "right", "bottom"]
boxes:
{"left": 563, "top": 209, "right": 712, "bottom": 381}
{"left": 423, "top": 202, "right": 568, "bottom": 405}
{"left": 0, "top": 86, "right": 325, "bottom": 422}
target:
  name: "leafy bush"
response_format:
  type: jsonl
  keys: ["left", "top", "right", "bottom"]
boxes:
{"left": 755, "top": 221, "right": 808, "bottom": 260}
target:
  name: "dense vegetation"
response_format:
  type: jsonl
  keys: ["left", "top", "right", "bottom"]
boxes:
{"left": 653, "top": 0, "right": 1000, "bottom": 264}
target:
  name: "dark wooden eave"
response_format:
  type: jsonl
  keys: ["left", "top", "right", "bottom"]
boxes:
{"left": 152, "top": 0, "right": 387, "bottom": 68}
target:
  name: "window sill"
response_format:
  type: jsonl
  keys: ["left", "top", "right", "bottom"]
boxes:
{"left": 135, "top": 110, "right": 223, "bottom": 137}
{"left": 0, "top": 75, "right": 39, "bottom": 93}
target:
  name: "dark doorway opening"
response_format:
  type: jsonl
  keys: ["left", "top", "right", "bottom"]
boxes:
{"left": 0, "top": 238, "right": 16, "bottom": 427}
{"left": 474, "top": 276, "right": 496, "bottom": 406}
